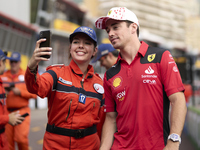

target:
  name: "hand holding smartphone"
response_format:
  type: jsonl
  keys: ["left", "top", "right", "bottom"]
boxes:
{"left": 5, "top": 87, "right": 11, "bottom": 91}
{"left": 21, "top": 113, "right": 29, "bottom": 118}
{"left": 4, "top": 83, "right": 15, "bottom": 92}
{"left": 39, "top": 30, "right": 51, "bottom": 59}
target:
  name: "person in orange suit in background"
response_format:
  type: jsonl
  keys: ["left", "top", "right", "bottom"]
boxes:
{"left": 0, "top": 50, "right": 25, "bottom": 150}
{"left": 183, "top": 83, "right": 192, "bottom": 105}
{"left": 1, "top": 52, "right": 37, "bottom": 150}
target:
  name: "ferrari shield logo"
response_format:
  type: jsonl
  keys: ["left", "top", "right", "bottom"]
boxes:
{"left": 147, "top": 54, "right": 156, "bottom": 62}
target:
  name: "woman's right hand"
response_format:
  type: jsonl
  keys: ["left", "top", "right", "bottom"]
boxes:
{"left": 28, "top": 39, "right": 52, "bottom": 70}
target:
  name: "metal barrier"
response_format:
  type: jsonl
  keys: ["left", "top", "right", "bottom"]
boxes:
{"left": 185, "top": 106, "right": 200, "bottom": 148}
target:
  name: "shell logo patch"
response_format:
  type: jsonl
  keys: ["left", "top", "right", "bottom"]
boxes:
{"left": 113, "top": 77, "right": 122, "bottom": 88}
{"left": 147, "top": 54, "right": 156, "bottom": 62}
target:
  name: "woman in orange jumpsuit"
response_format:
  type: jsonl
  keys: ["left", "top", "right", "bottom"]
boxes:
{"left": 1, "top": 52, "right": 37, "bottom": 150}
{"left": 25, "top": 26, "right": 105, "bottom": 150}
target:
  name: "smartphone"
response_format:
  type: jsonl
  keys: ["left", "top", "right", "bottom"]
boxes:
{"left": 4, "top": 83, "right": 15, "bottom": 91}
{"left": 10, "top": 83, "right": 15, "bottom": 88}
{"left": 21, "top": 113, "right": 29, "bottom": 117}
{"left": 39, "top": 30, "right": 51, "bottom": 59}
{"left": 4, "top": 87, "right": 11, "bottom": 91}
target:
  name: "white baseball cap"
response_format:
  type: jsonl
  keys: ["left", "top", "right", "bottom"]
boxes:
{"left": 95, "top": 7, "right": 139, "bottom": 29}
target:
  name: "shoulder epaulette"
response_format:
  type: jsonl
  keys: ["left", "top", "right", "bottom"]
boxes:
{"left": 140, "top": 47, "right": 168, "bottom": 64}
{"left": 46, "top": 64, "right": 64, "bottom": 70}
{"left": 106, "top": 60, "right": 121, "bottom": 81}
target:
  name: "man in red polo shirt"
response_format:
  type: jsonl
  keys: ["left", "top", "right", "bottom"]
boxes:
{"left": 95, "top": 7, "right": 187, "bottom": 150}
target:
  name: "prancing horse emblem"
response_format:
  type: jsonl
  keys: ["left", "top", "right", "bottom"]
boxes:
{"left": 147, "top": 54, "right": 156, "bottom": 62}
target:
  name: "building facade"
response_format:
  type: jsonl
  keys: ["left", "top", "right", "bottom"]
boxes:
{"left": 82, "top": 0, "right": 200, "bottom": 93}
{"left": 94, "top": 0, "right": 188, "bottom": 51}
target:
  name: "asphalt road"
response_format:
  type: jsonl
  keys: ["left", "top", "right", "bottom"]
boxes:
{"left": 180, "top": 131, "right": 197, "bottom": 150}
{"left": 29, "top": 108, "right": 47, "bottom": 150}
{"left": 28, "top": 108, "right": 198, "bottom": 150}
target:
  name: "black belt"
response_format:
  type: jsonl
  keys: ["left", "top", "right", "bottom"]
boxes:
{"left": 46, "top": 124, "right": 97, "bottom": 139}
{"left": 0, "top": 128, "right": 5, "bottom": 134}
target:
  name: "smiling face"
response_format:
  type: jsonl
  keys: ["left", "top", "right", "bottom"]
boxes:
{"left": 105, "top": 19, "right": 135, "bottom": 50}
{"left": 99, "top": 53, "right": 114, "bottom": 70}
{"left": 70, "top": 33, "right": 97, "bottom": 65}
{"left": 10, "top": 60, "right": 21, "bottom": 74}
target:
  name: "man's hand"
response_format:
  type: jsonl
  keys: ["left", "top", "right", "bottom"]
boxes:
{"left": 8, "top": 111, "right": 25, "bottom": 126}
{"left": 163, "top": 140, "right": 180, "bottom": 150}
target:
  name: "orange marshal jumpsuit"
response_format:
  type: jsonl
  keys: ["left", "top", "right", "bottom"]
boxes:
{"left": 0, "top": 78, "right": 9, "bottom": 150}
{"left": 0, "top": 68, "right": 37, "bottom": 150}
{"left": 25, "top": 60, "right": 105, "bottom": 150}
{"left": 183, "top": 83, "right": 192, "bottom": 104}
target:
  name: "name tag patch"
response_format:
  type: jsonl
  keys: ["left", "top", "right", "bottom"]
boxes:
{"left": 58, "top": 77, "right": 72, "bottom": 85}
{"left": 79, "top": 93, "right": 86, "bottom": 104}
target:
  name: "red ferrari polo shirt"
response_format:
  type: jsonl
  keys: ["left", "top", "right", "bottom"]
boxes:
{"left": 103, "top": 41, "right": 184, "bottom": 150}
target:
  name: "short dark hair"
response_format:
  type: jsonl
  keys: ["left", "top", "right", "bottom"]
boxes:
{"left": 125, "top": 20, "right": 139, "bottom": 37}
{"left": 111, "top": 49, "right": 119, "bottom": 57}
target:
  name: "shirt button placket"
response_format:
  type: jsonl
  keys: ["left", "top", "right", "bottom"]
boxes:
{"left": 127, "top": 67, "right": 132, "bottom": 77}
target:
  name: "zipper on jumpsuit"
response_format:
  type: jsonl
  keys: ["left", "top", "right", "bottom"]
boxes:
{"left": 80, "top": 78, "right": 84, "bottom": 89}
{"left": 80, "top": 78, "right": 96, "bottom": 123}
{"left": 68, "top": 78, "right": 84, "bottom": 150}
{"left": 66, "top": 99, "right": 72, "bottom": 120}
{"left": 66, "top": 78, "right": 84, "bottom": 121}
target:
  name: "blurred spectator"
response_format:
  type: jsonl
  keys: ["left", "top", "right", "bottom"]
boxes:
{"left": 1, "top": 52, "right": 37, "bottom": 150}
{"left": 0, "top": 50, "right": 24, "bottom": 150}
{"left": 92, "top": 44, "right": 119, "bottom": 70}
{"left": 183, "top": 83, "right": 192, "bottom": 105}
